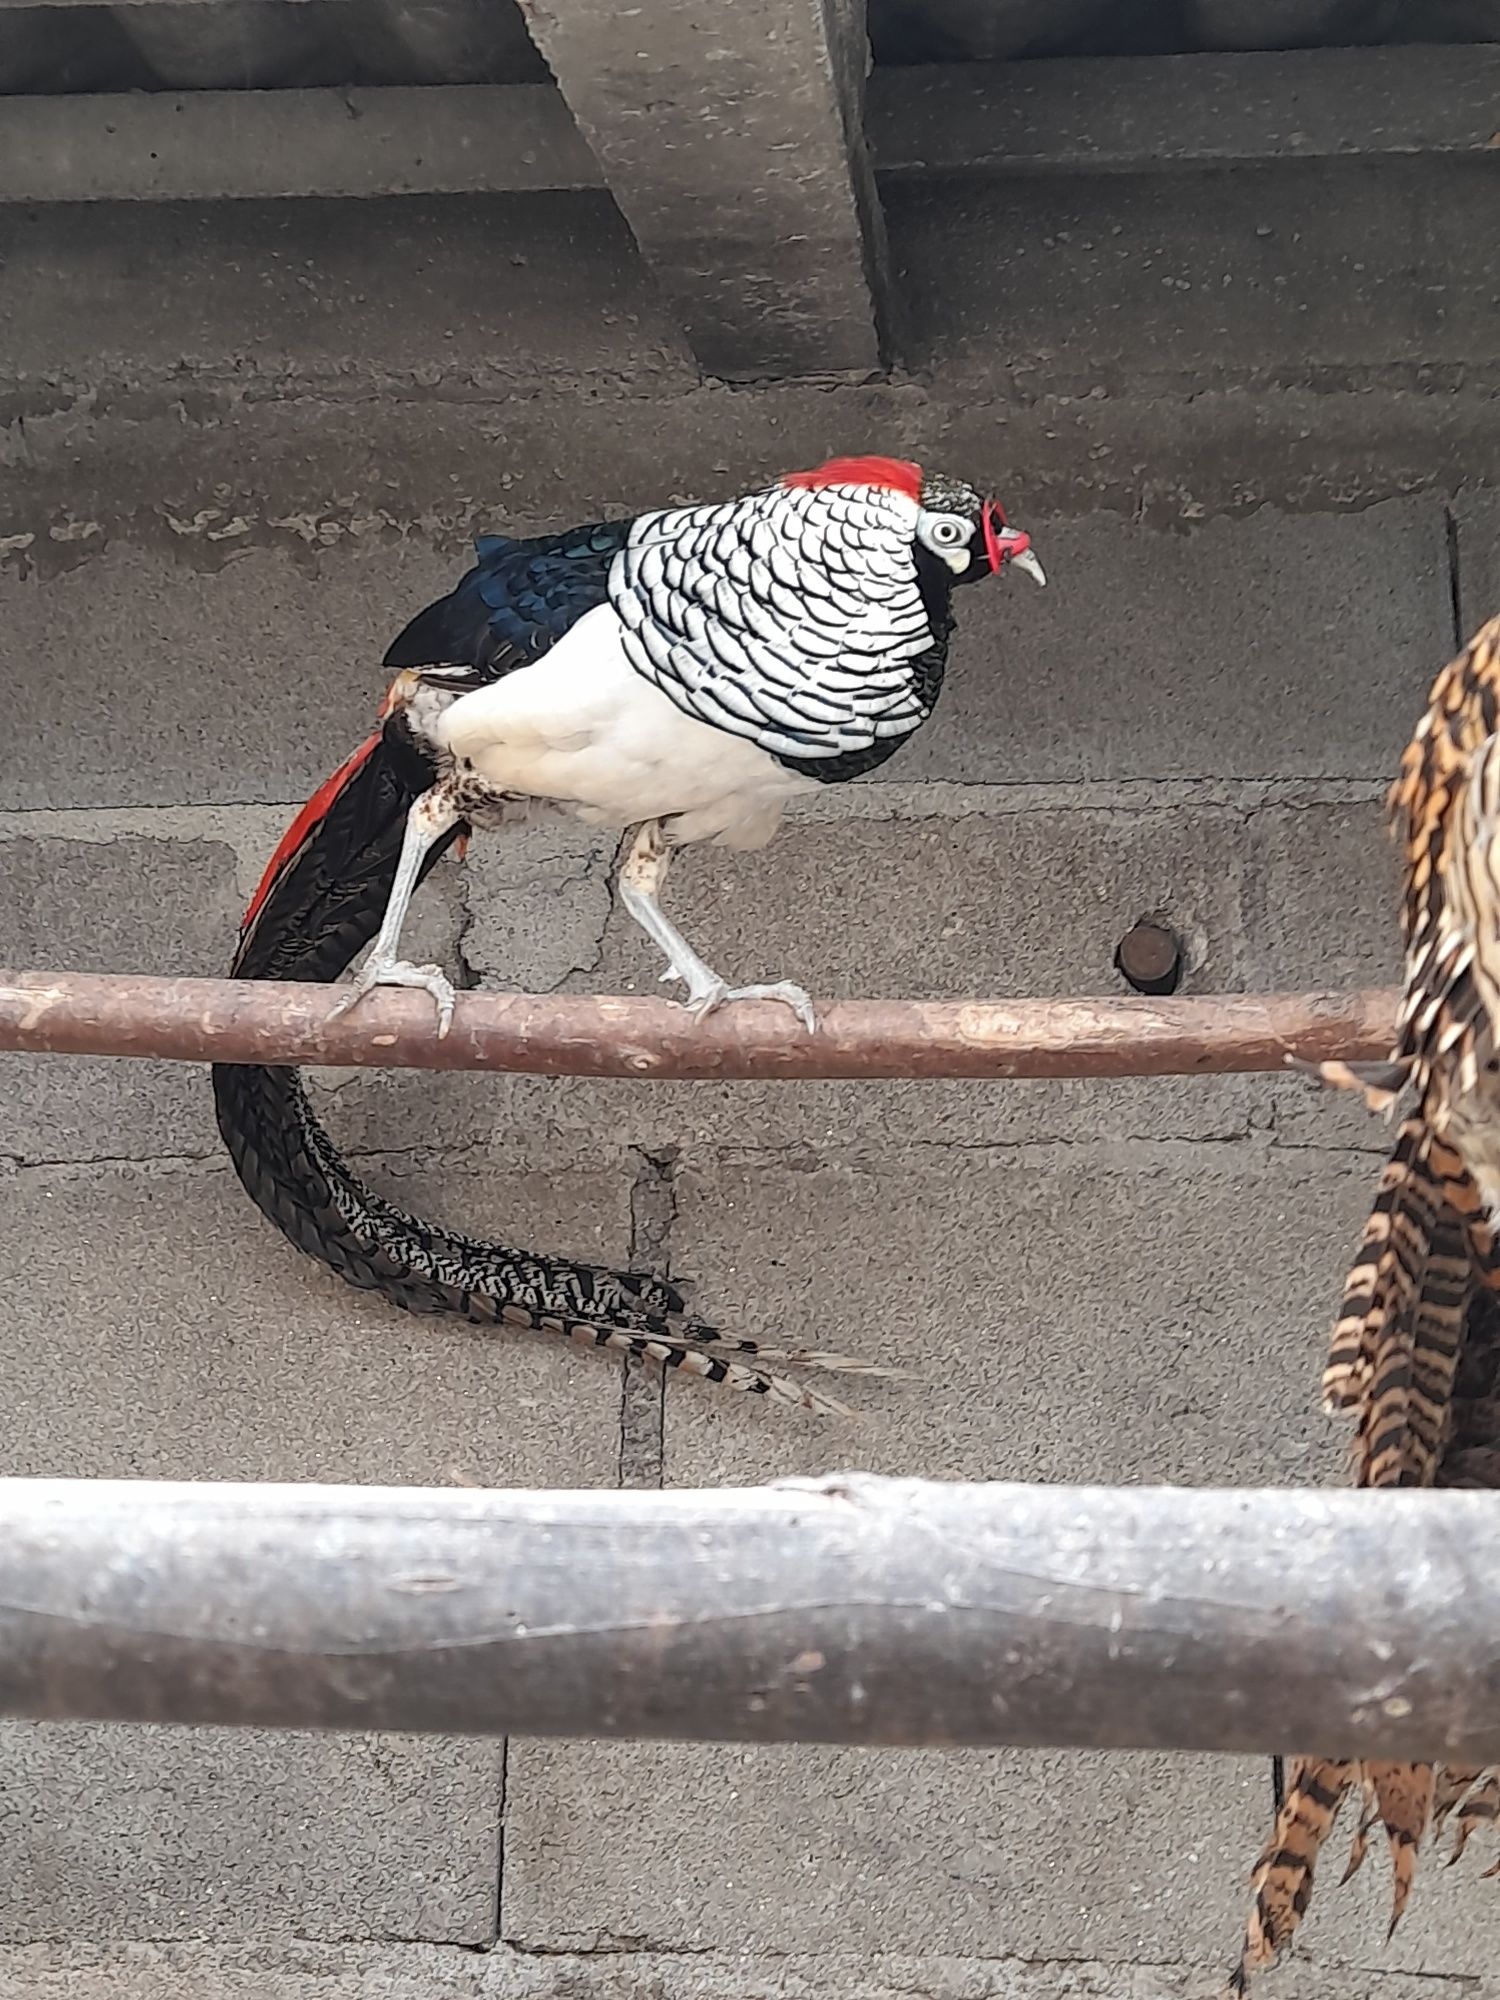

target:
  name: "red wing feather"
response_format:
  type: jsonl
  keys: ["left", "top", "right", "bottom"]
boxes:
{"left": 241, "top": 730, "right": 382, "bottom": 937}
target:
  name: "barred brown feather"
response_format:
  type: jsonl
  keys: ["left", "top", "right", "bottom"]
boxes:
{"left": 1232, "top": 617, "right": 1500, "bottom": 1991}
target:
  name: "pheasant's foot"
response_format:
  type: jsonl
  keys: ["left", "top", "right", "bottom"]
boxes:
{"left": 331, "top": 955, "right": 458, "bottom": 1037}
{"left": 673, "top": 970, "right": 817, "bottom": 1033}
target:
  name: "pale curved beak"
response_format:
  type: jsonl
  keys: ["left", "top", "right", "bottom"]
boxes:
{"left": 980, "top": 501, "right": 1046, "bottom": 586}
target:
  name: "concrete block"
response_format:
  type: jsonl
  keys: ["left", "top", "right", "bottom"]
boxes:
{"left": 301, "top": 822, "right": 615, "bottom": 1162}
{"left": 503, "top": 1144, "right": 1367, "bottom": 1958}
{"left": 0, "top": 194, "right": 689, "bottom": 395}
{"left": 462, "top": 822, "right": 615, "bottom": 993}
{"left": 889, "top": 159, "right": 1500, "bottom": 388}
{"left": 0, "top": 830, "right": 243, "bottom": 1166}
{"left": 0, "top": 819, "right": 466, "bottom": 1164}
{"left": 1245, "top": 801, "right": 1402, "bottom": 995}
{"left": 4, "top": 542, "right": 447, "bottom": 811}
{"left": 0, "top": 831, "right": 244, "bottom": 979}
{"left": 0, "top": 1143, "right": 628, "bottom": 1940}
{"left": 1243, "top": 799, "right": 1404, "bottom": 1152}
{"left": 665, "top": 1144, "right": 1357, "bottom": 1501}
{"left": 484, "top": 802, "right": 1256, "bottom": 1152}
{"left": 0, "top": 1145, "right": 630, "bottom": 1481}
{"left": 899, "top": 502, "right": 1448, "bottom": 787}
{"left": 0, "top": 1939, "right": 1469, "bottom": 2000}
{"left": 0, "top": 1726, "right": 497, "bottom": 1948}
{"left": 1458, "top": 487, "right": 1500, "bottom": 638}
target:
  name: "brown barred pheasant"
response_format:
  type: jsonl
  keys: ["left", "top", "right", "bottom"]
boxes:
{"left": 1232, "top": 612, "right": 1500, "bottom": 1990}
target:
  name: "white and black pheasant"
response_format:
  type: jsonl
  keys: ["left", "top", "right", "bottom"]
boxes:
{"left": 212, "top": 454, "right": 1042, "bottom": 1409}
{"left": 334, "top": 453, "right": 1044, "bottom": 1033}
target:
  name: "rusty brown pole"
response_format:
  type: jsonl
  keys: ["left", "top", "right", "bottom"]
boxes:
{"left": 0, "top": 968, "right": 1395, "bottom": 1081}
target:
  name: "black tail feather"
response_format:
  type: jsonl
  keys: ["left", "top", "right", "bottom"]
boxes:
{"left": 211, "top": 721, "right": 871, "bottom": 1411}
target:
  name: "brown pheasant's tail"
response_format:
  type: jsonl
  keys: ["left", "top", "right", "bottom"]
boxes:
{"left": 1288, "top": 1053, "right": 1411, "bottom": 1113}
{"left": 1232, "top": 1758, "right": 1358, "bottom": 1994}
{"left": 1234, "top": 1752, "right": 1500, "bottom": 1995}
{"left": 212, "top": 694, "right": 890, "bottom": 1413}
{"left": 1230, "top": 1129, "right": 1490, "bottom": 1988}
{"left": 1321, "top": 1121, "right": 1478, "bottom": 1475}
{"left": 1233, "top": 616, "right": 1500, "bottom": 1989}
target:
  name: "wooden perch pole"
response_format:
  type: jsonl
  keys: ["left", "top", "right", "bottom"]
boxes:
{"left": 0, "top": 1472, "right": 1496, "bottom": 1757}
{"left": 0, "top": 968, "right": 1395, "bottom": 1081}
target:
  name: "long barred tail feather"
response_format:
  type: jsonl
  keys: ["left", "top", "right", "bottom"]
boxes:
{"left": 213, "top": 701, "right": 884, "bottom": 1411}
{"left": 1291, "top": 1054, "right": 1412, "bottom": 1113}
{"left": 1442, "top": 1771, "right": 1498, "bottom": 1865}
{"left": 1231, "top": 1154, "right": 1482, "bottom": 1991}
{"left": 1232, "top": 1759, "right": 1357, "bottom": 1993}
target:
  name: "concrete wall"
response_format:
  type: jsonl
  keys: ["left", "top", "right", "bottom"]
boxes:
{"left": 0, "top": 158, "right": 1497, "bottom": 1999}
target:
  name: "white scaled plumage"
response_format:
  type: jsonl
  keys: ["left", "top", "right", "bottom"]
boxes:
{"left": 612, "top": 481, "right": 935, "bottom": 763}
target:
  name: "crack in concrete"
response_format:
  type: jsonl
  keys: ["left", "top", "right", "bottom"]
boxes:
{"left": 619, "top": 1145, "right": 678, "bottom": 1490}
{"left": 491, "top": 1739, "right": 509, "bottom": 1956}
{"left": 0, "top": 781, "right": 1395, "bottom": 846}
{"left": 6, "top": 361, "right": 1500, "bottom": 420}
{"left": 0, "top": 1147, "right": 225, "bottom": 1174}
{"left": 0, "top": 800, "right": 309, "bottom": 820}
{"left": 0, "top": 1938, "right": 1478, "bottom": 1983}
{"left": 2, "top": 1125, "right": 1392, "bottom": 1183}
{"left": 502, "top": 1935, "right": 722, "bottom": 1958}
{"left": 1445, "top": 498, "right": 1466, "bottom": 653}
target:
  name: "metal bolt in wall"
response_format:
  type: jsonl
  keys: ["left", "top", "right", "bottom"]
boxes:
{"left": 1114, "top": 920, "right": 1185, "bottom": 997}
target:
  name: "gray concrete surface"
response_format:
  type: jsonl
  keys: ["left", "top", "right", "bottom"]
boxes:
{"left": 871, "top": 44, "right": 1500, "bottom": 174}
{"left": 894, "top": 502, "right": 1446, "bottom": 784}
{"left": 0, "top": 83, "right": 601, "bottom": 206}
{"left": 16, "top": 46, "right": 1498, "bottom": 209}
{"left": 507, "top": 1149, "right": 1364, "bottom": 1958}
{"left": 1, "top": 130, "right": 1498, "bottom": 2000}
{"left": 1460, "top": 489, "right": 1500, "bottom": 636}
{"left": 892, "top": 156, "right": 1500, "bottom": 396}
{"left": 0, "top": 1939, "right": 1481, "bottom": 2000}
{"left": 0, "top": 1149, "right": 626, "bottom": 1940}
{"left": 0, "top": 195, "right": 691, "bottom": 402}
{"left": 521, "top": 0, "right": 890, "bottom": 378}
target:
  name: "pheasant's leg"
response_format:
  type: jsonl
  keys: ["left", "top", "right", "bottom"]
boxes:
{"left": 331, "top": 787, "right": 464, "bottom": 1035}
{"left": 617, "top": 820, "right": 816, "bottom": 1031}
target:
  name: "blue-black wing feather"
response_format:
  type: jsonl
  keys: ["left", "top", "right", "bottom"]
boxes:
{"left": 384, "top": 521, "right": 628, "bottom": 681}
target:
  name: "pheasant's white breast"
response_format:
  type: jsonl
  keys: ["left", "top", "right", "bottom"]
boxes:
{"left": 434, "top": 602, "right": 818, "bottom": 849}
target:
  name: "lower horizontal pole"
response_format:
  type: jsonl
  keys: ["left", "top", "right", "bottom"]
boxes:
{"left": 0, "top": 1474, "right": 1495, "bottom": 1759}
{"left": 0, "top": 969, "right": 1395, "bottom": 1081}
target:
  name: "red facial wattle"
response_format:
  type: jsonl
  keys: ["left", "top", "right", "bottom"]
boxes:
{"left": 981, "top": 498, "right": 1031, "bottom": 575}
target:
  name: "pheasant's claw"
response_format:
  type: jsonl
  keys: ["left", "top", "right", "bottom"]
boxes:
{"left": 684, "top": 977, "right": 816, "bottom": 1033}
{"left": 679, "top": 973, "right": 728, "bottom": 1016}
{"left": 332, "top": 956, "right": 458, "bottom": 1037}
{"left": 727, "top": 981, "right": 817, "bottom": 1032}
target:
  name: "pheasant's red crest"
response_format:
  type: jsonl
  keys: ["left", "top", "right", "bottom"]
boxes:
{"left": 781, "top": 455, "right": 923, "bottom": 501}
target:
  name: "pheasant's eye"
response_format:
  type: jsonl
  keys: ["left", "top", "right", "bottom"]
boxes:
{"left": 924, "top": 515, "right": 967, "bottom": 548}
